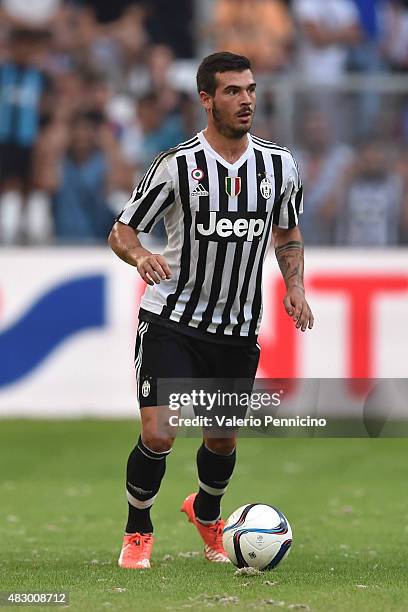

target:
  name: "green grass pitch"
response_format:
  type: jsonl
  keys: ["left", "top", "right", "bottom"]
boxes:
{"left": 1, "top": 420, "right": 407, "bottom": 611}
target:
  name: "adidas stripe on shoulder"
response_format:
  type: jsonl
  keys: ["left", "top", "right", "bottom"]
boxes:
{"left": 251, "top": 135, "right": 292, "bottom": 155}
{"left": 251, "top": 135, "right": 301, "bottom": 185}
{"left": 138, "top": 136, "right": 200, "bottom": 195}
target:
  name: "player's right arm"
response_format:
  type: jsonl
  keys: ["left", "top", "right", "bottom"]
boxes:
{"left": 108, "top": 155, "right": 174, "bottom": 286}
{"left": 108, "top": 223, "right": 171, "bottom": 286}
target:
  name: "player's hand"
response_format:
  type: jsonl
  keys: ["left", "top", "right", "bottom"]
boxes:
{"left": 283, "top": 287, "right": 314, "bottom": 332}
{"left": 133, "top": 248, "right": 172, "bottom": 286}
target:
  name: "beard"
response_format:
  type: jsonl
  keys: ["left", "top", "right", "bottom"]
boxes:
{"left": 212, "top": 102, "right": 253, "bottom": 139}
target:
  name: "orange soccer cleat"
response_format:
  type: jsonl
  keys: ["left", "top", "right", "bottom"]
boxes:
{"left": 181, "top": 493, "right": 230, "bottom": 563}
{"left": 118, "top": 532, "right": 154, "bottom": 569}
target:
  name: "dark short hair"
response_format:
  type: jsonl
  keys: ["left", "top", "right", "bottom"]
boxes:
{"left": 196, "top": 52, "right": 252, "bottom": 96}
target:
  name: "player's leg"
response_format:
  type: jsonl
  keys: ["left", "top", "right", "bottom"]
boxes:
{"left": 194, "top": 341, "right": 259, "bottom": 523}
{"left": 193, "top": 433, "right": 237, "bottom": 523}
{"left": 119, "top": 321, "right": 190, "bottom": 569}
{"left": 119, "top": 407, "right": 176, "bottom": 569}
{"left": 181, "top": 433, "right": 237, "bottom": 563}
{"left": 125, "top": 406, "right": 176, "bottom": 536}
{"left": 181, "top": 340, "right": 260, "bottom": 562}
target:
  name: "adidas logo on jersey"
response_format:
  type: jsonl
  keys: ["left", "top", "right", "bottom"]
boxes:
{"left": 195, "top": 211, "right": 267, "bottom": 242}
{"left": 190, "top": 183, "right": 209, "bottom": 197}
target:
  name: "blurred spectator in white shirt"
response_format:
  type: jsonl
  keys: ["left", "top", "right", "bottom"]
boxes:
{"left": 294, "top": 110, "right": 354, "bottom": 244}
{"left": 293, "top": 0, "right": 361, "bottom": 83}
{"left": 335, "top": 138, "right": 404, "bottom": 246}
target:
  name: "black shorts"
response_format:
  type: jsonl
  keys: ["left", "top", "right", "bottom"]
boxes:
{"left": 134, "top": 320, "right": 260, "bottom": 414}
{"left": 0, "top": 143, "right": 33, "bottom": 184}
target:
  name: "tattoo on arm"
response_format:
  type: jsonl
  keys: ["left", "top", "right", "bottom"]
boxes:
{"left": 275, "top": 240, "right": 304, "bottom": 290}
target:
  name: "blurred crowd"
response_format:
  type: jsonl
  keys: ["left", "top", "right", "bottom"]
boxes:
{"left": 1, "top": 0, "right": 408, "bottom": 246}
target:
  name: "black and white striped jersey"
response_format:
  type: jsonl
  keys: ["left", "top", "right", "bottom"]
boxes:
{"left": 118, "top": 130, "right": 303, "bottom": 340}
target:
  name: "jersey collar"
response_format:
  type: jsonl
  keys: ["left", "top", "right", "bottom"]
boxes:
{"left": 197, "top": 130, "right": 253, "bottom": 170}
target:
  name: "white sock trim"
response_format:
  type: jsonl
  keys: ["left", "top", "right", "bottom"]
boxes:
{"left": 137, "top": 444, "right": 169, "bottom": 461}
{"left": 204, "top": 444, "right": 236, "bottom": 456}
{"left": 126, "top": 490, "right": 157, "bottom": 510}
{"left": 140, "top": 440, "right": 172, "bottom": 455}
{"left": 198, "top": 479, "right": 228, "bottom": 496}
{"left": 196, "top": 514, "right": 221, "bottom": 525}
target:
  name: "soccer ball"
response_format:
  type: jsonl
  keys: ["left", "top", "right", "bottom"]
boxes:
{"left": 222, "top": 504, "right": 292, "bottom": 570}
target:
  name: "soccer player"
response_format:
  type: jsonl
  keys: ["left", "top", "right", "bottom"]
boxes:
{"left": 108, "top": 52, "right": 314, "bottom": 569}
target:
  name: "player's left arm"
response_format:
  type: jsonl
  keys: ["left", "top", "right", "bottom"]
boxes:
{"left": 272, "top": 224, "right": 314, "bottom": 332}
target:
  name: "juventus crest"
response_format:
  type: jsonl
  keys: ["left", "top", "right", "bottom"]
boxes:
{"left": 260, "top": 177, "right": 273, "bottom": 199}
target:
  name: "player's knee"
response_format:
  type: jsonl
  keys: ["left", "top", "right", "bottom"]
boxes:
{"left": 142, "top": 433, "right": 175, "bottom": 453}
{"left": 205, "top": 437, "right": 236, "bottom": 455}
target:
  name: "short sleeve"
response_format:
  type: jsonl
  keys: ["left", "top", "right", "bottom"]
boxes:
{"left": 273, "top": 155, "right": 303, "bottom": 229}
{"left": 117, "top": 155, "right": 175, "bottom": 232}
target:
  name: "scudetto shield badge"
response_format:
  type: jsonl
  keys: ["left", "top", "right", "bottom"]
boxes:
{"left": 225, "top": 176, "right": 242, "bottom": 198}
{"left": 260, "top": 177, "right": 273, "bottom": 199}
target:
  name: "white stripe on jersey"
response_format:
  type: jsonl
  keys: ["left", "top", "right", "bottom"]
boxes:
{"left": 117, "top": 132, "right": 302, "bottom": 338}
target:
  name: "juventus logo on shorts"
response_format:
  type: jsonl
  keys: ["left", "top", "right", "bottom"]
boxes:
{"left": 142, "top": 379, "right": 151, "bottom": 398}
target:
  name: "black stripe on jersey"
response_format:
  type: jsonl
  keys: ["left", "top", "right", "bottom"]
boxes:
{"left": 161, "top": 156, "right": 192, "bottom": 319}
{"left": 237, "top": 161, "right": 248, "bottom": 212}
{"left": 248, "top": 211, "right": 274, "bottom": 336}
{"left": 287, "top": 185, "right": 296, "bottom": 228}
{"left": 128, "top": 182, "right": 166, "bottom": 228}
{"left": 198, "top": 161, "right": 229, "bottom": 332}
{"left": 133, "top": 137, "right": 200, "bottom": 200}
{"left": 295, "top": 185, "right": 303, "bottom": 215}
{"left": 179, "top": 150, "right": 210, "bottom": 325}
{"left": 254, "top": 149, "right": 267, "bottom": 212}
{"left": 217, "top": 161, "right": 229, "bottom": 212}
{"left": 272, "top": 154, "right": 283, "bottom": 199}
{"left": 143, "top": 189, "right": 175, "bottom": 232}
{"left": 272, "top": 154, "right": 283, "bottom": 225}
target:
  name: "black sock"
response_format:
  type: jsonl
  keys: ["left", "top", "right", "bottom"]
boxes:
{"left": 193, "top": 443, "right": 236, "bottom": 523}
{"left": 125, "top": 436, "right": 170, "bottom": 534}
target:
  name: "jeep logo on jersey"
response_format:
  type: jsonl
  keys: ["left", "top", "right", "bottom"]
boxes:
{"left": 225, "top": 176, "right": 241, "bottom": 197}
{"left": 195, "top": 212, "right": 267, "bottom": 242}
